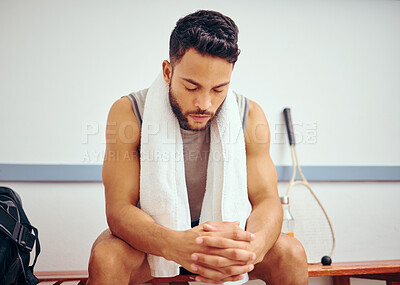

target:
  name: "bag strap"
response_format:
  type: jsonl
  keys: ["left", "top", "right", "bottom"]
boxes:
{"left": 30, "top": 226, "right": 40, "bottom": 267}
{"left": 0, "top": 206, "right": 36, "bottom": 251}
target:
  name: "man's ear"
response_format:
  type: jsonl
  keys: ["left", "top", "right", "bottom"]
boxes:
{"left": 162, "top": 60, "right": 172, "bottom": 84}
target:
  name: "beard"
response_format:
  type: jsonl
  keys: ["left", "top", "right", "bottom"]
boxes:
{"left": 168, "top": 84, "right": 225, "bottom": 131}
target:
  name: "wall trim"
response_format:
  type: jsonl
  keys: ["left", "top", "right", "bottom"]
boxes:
{"left": 0, "top": 164, "right": 399, "bottom": 182}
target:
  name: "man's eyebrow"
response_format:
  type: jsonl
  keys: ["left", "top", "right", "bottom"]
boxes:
{"left": 180, "top": 77, "right": 230, "bottom": 89}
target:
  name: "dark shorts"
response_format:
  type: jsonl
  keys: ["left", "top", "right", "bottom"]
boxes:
{"left": 179, "top": 266, "right": 197, "bottom": 275}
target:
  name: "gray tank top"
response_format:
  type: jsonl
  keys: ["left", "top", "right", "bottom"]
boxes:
{"left": 125, "top": 89, "right": 249, "bottom": 222}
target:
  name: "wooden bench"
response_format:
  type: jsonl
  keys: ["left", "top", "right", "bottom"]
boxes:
{"left": 35, "top": 259, "right": 400, "bottom": 285}
{"left": 308, "top": 260, "right": 400, "bottom": 285}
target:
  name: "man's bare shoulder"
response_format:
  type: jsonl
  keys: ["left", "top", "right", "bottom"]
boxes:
{"left": 108, "top": 96, "right": 135, "bottom": 119}
{"left": 106, "top": 96, "right": 140, "bottom": 149}
{"left": 245, "top": 100, "right": 271, "bottom": 148}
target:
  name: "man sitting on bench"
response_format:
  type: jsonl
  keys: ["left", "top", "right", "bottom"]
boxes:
{"left": 88, "top": 10, "right": 308, "bottom": 285}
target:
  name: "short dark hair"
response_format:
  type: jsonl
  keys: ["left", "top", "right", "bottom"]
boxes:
{"left": 169, "top": 10, "right": 240, "bottom": 66}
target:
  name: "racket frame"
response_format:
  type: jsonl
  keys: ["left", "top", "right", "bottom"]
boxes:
{"left": 284, "top": 109, "right": 336, "bottom": 260}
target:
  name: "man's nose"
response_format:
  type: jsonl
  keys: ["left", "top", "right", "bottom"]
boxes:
{"left": 194, "top": 92, "right": 212, "bottom": 110}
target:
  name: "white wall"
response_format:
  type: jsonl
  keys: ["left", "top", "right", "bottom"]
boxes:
{"left": 1, "top": 0, "right": 399, "bottom": 166}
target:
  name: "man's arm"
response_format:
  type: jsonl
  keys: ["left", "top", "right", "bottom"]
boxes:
{"left": 102, "top": 97, "right": 173, "bottom": 257}
{"left": 102, "top": 97, "right": 251, "bottom": 280}
{"left": 244, "top": 100, "right": 283, "bottom": 263}
{"left": 187, "top": 100, "right": 282, "bottom": 283}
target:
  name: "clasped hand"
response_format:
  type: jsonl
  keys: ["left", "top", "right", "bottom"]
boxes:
{"left": 181, "top": 221, "right": 256, "bottom": 284}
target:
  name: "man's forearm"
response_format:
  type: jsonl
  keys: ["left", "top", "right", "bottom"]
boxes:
{"left": 245, "top": 196, "right": 283, "bottom": 262}
{"left": 107, "top": 203, "right": 176, "bottom": 259}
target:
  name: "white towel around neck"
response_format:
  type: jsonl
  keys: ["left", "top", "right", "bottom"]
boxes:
{"left": 139, "top": 73, "right": 252, "bottom": 283}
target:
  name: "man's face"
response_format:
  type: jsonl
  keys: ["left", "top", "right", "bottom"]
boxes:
{"left": 163, "top": 48, "right": 233, "bottom": 131}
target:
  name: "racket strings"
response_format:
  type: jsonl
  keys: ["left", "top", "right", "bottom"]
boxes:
{"left": 286, "top": 146, "right": 336, "bottom": 262}
{"left": 290, "top": 185, "right": 334, "bottom": 263}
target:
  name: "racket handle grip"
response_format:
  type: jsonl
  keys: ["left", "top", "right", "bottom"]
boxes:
{"left": 283, "top": 108, "right": 296, "bottom": 145}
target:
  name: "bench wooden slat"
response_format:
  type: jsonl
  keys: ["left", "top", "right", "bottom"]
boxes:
{"left": 353, "top": 273, "right": 400, "bottom": 282}
{"left": 35, "top": 270, "right": 88, "bottom": 282}
{"left": 35, "top": 260, "right": 400, "bottom": 284}
{"left": 308, "top": 260, "right": 400, "bottom": 277}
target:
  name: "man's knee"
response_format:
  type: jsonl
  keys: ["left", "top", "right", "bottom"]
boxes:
{"left": 89, "top": 239, "right": 122, "bottom": 273}
{"left": 273, "top": 234, "right": 308, "bottom": 283}
{"left": 279, "top": 234, "right": 308, "bottom": 266}
{"left": 88, "top": 231, "right": 146, "bottom": 281}
{"left": 252, "top": 234, "right": 308, "bottom": 284}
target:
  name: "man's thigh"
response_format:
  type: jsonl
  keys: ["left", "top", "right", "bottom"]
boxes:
{"left": 89, "top": 229, "right": 152, "bottom": 284}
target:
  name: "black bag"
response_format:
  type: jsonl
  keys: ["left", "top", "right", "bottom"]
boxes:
{"left": 0, "top": 186, "right": 40, "bottom": 285}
